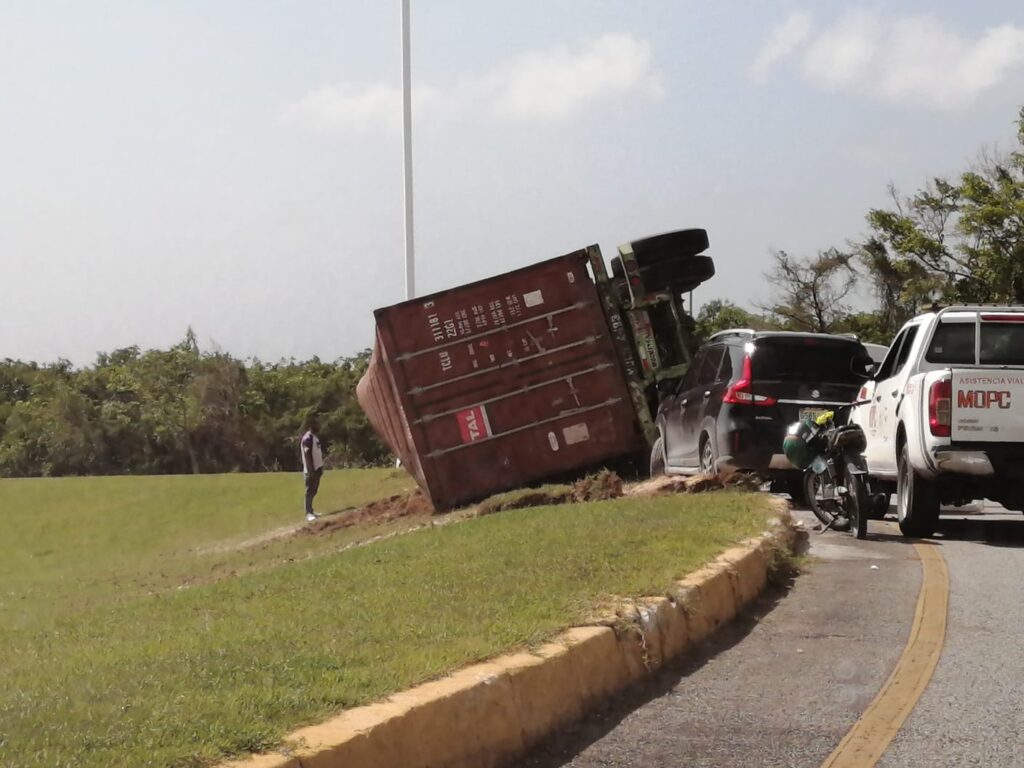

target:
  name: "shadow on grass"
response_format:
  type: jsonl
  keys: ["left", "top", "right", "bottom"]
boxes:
{"left": 512, "top": 579, "right": 796, "bottom": 768}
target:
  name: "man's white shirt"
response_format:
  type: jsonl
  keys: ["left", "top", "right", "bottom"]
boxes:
{"left": 301, "top": 431, "right": 324, "bottom": 473}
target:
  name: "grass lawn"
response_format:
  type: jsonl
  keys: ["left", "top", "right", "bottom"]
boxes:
{"left": 0, "top": 473, "right": 772, "bottom": 768}
{"left": 0, "top": 469, "right": 416, "bottom": 628}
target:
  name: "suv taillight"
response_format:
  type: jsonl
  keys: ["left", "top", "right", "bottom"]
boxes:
{"left": 723, "top": 355, "right": 777, "bottom": 406}
{"left": 929, "top": 377, "right": 952, "bottom": 437}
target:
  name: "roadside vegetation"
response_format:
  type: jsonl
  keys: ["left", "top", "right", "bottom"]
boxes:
{"left": 0, "top": 341, "right": 388, "bottom": 478}
{"left": 0, "top": 472, "right": 772, "bottom": 768}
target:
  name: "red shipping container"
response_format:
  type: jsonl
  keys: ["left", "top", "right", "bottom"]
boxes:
{"left": 357, "top": 249, "right": 647, "bottom": 510}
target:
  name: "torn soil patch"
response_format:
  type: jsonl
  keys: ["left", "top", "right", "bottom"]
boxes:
{"left": 625, "top": 471, "right": 762, "bottom": 497}
{"left": 301, "top": 491, "right": 435, "bottom": 536}
{"left": 477, "top": 470, "right": 627, "bottom": 516}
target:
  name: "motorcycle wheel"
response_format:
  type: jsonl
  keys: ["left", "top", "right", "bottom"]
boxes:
{"left": 803, "top": 469, "right": 850, "bottom": 531}
{"left": 845, "top": 455, "right": 870, "bottom": 540}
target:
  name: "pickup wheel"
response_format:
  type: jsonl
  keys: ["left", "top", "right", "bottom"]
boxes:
{"left": 897, "top": 442, "right": 939, "bottom": 537}
{"left": 650, "top": 436, "right": 666, "bottom": 477}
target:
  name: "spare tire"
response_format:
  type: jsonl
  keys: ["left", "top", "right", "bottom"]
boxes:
{"left": 639, "top": 255, "right": 716, "bottom": 294}
{"left": 630, "top": 229, "right": 709, "bottom": 268}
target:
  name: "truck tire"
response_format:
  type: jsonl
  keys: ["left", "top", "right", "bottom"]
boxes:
{"left": 639, "top": 255, "right": 716, "bottom": 294}
{"left": 897, "top": 442, "right": 939, "bottom": 537}
{"left": 630, "top": 229, "right": 710, "bottom": 267}
{"left": 650, "top": 436, "right": 666, "bottom": 477}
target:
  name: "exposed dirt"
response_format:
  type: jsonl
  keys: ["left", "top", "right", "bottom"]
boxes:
{"left": 477, "top": 489, "right": 574, "bottom": 516}
{"left": 196, "top": 524, "right": 306, "bottom": 555}
{"left": 477, "top": 470, "right": 628, "bottom": 517}
{"left": 218, "top": 469, "right": 762, "bottom": 553}
{"left": 625, "top": 471, "right": 763, "bottom": 497}
{"left": 571, "top": 468, "right": 625, "bottom": 502}
{"left": 300, "top": 491, "right": 435, "bottom": 537}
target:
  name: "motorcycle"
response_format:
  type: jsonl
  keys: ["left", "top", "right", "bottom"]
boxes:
{"left": 783, "top": 408, "right": 873, "bottom": 539}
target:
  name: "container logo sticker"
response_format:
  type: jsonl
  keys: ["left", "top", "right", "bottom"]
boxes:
{"left": 523, "top": 290, "right": 544, "bottom": 308}
{"left": 562, "top": 423, "right": 590, "bottom": 445}
{"left": 456, "top": 405, "right": 493, "bottom": 444}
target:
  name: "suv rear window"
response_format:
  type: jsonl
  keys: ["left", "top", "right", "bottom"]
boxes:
{"left": 927, "top": 321, "right": 1024, "bottom": 365}
{"left": 751, "top": 338, "right": 871, "bottom": 384}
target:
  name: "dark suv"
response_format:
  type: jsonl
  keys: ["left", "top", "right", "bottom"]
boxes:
{"left": 651, "top": 329, "right": 874, "bottom": 493}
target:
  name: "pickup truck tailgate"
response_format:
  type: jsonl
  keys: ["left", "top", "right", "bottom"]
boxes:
{"left": 951, "top": 370, "right": 1024, "bottom": 442}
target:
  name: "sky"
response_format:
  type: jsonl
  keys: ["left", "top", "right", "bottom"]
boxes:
{"left": 2, "top": 0, "right": 1024, "bottom": 366}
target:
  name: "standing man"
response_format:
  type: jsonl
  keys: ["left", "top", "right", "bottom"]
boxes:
{"left": 301, "top": 416, "right": 325, "bottom": 522}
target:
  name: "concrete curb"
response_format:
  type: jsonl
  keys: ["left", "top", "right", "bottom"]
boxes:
{"left": 223, "top": 513, "right": 805, "bottom": 768}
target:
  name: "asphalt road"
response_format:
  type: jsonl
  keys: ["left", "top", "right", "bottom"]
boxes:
{"left": 515, "top": 503, "right": 1024, "bottom": 768}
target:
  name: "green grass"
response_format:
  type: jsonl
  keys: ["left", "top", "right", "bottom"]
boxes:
{"left": 0, "top": 474, "right": 772, "bottom": 768}
{"left": 0, "top": 470, "right": 415, "bottom": 629}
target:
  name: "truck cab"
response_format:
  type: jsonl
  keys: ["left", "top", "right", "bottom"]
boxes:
{"left": 851, "top": 306, "right": 1024, "bottom": 536}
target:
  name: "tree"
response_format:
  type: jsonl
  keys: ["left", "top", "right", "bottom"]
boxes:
{"left": 855, "top": 237, "right": 939, "bottom": 340}
{"left": 694, "top": 300, "right": 769, "bottom": 341}
{"left": 0, "top": 329, "right": 391, "bottom": 478}
{"left": 762, "top": 249, "right": 856, "bottom": 333}
{"left": 863, "top": 106, "right": 1024, "bottom": 307}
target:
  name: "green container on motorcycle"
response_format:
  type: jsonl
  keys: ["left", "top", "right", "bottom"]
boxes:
{"left": 783, "top": 419, "right": 818, "bottom": 470}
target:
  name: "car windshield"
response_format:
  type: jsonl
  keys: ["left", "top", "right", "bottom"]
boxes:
{"left": 751, "top": 338, "right": 871, "bottom": 384}
{"left": 926, "top": 321, "right": 1024, "bottom": 365}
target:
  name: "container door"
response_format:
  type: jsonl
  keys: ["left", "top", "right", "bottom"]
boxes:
{"left": 360, "top": 251, "right": 649, "bottom": 509}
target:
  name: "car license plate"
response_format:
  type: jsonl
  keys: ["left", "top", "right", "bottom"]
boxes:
{"left": 799, "top": 408, "right": 828, "bottom": 423}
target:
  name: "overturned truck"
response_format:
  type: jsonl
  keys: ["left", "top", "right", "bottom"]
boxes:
{"left": 356, "top": 229, "right": 715, "bottom": 509}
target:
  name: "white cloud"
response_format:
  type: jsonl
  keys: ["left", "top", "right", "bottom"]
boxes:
{"left": 282, "top": 33, "right": 664, "bottom": 133}
{"left": 749, "top": 12, "right": 813, "bottom": 82}
{"left": 752, "top": 9, "right": 1024, "bottom": 109}
{"left": 483, "top": 34, "right": 664, "bottom": 121}
{"left": 280, "top": 82, "right": 444, "bottom": 134}
{"left": 802, "top": 10, "right": 880, "bottom": 91}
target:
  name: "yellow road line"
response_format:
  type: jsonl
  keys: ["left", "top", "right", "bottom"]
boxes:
{"left": 820, "top": 542, "right": 949, "bottom": 768}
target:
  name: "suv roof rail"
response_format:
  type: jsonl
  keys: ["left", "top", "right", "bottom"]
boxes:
{"left": 707, "top": 328, "right": 757, "bottom": 342}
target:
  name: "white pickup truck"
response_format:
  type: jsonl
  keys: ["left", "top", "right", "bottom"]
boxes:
{"left": 851, "top": 306, "right": 1024, "bottom": 537}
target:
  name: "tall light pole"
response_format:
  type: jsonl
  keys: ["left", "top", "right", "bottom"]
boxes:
{"left": 401, "top": 0, "right": 415, "bottom": 301}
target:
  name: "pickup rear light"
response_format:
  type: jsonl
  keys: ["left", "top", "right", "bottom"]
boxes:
{"left": 723, "top": 355, "right": 777, "bottom": 406}
{"left": 929, "top": 378, "right": 952, "bottom": 437}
